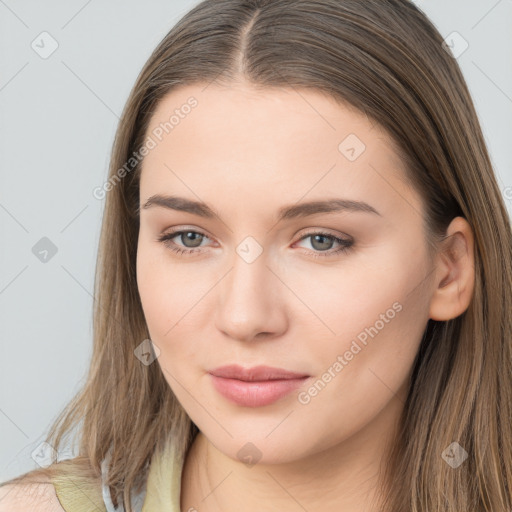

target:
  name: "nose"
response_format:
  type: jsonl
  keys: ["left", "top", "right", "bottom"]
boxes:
{"left": 214, "top": 246, "right": 288, "bottom": 343}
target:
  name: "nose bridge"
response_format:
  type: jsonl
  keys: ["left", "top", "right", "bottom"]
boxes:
{"left": 223, "top": 242, "right": 273, "bottom": 316}
{"left": 214, "top": 239, "right": 287, "bottom": 341}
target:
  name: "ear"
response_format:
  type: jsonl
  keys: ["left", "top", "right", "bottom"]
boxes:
{"left": 428, "top": 216, "right": 475, "bottom": 321}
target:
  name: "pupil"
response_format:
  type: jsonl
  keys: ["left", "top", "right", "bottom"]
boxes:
{"left": 183, "top": 232, "right": 202, "bottom": 248}
{"left": 312, "top": 235, "right": 332, "bottom": 251}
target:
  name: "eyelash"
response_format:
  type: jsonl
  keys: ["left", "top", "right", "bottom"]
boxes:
{"left": 156, "top": 229, "right": 354, "bottom": 259}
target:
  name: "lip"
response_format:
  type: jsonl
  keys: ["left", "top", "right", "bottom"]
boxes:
{"left": 208, "top": 365, "right": 310, "bottom": 407}
{"left": 209, "top": 364, "right": 309, "bottom": 381}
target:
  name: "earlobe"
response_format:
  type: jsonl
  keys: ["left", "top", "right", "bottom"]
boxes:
{"left": 428, "top": 217, "right": 476, "bottom": 321}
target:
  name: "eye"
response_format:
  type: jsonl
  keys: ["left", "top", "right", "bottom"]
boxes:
{"left": 157, "top": 229, "right": 211, "bottom": 256}
{"left": 157, "top": 228, "right": 354, "bottom": 259}
{"left": 294, "top": 231, "right": 354, "bottom": 258}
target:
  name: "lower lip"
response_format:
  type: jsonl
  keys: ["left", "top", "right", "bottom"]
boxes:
{"left": 209, "top": 374, "right": 309, "bottom": 407}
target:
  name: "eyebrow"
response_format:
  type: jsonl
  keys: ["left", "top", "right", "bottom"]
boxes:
{"left": 140, "top": 194, "right": 381, "bottom": 221}
{"left": 142, "top": 194, "right": 382, "bottom": 222}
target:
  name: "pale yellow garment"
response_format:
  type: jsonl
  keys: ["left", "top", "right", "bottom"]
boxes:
{"left": 52, "top": 440, "right": 183, "bottom": 512}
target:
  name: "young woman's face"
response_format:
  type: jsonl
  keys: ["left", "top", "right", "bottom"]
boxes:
{"left": 136, "top": 82, "right": 436, "bottom": 464}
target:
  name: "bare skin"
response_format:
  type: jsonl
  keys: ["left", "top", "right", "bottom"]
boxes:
{"left": 136, "top": 81, "right": 475, "bottom": 512}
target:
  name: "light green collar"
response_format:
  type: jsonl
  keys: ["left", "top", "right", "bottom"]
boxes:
{"left": 142, "top": 440, "right": 183, "bottom": 511}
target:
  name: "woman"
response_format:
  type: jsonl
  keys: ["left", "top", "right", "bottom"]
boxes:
{"left": 1, "top": 0, "right": 511, "bottom": 511}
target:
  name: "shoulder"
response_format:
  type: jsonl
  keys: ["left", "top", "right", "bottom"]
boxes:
{"left": 0, "top": 457, "right": 107, "bottom": 512}
{"left": 0, "top": 480, "right": 65, "bottom": 511}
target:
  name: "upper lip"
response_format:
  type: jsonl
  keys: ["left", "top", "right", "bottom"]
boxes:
{"left": 209, "top": 364, "right": 309, "bottom": 381}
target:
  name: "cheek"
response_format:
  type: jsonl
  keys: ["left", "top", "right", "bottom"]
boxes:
{"left": 283, "top": 242, "right": 426, "bottom": 342}
{"left": 137, "top": 243, "right": 192, "bottom": 330}
{"left": 136, "top": 243, "right": 209, "bottom": 374}
{"left": 294, "top": 246, "right": 431, "bottom": 400}
{"left": 137, "top": 247, "right": 182, "bottom": 357}
{"left": 295, "top": 290, "right": 427, "bottom": 449}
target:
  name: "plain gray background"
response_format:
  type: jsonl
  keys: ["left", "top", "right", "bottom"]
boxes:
{"left": 1, "top": 0, "right": 511, "bottom": 481}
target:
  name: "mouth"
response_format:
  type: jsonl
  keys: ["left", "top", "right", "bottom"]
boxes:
{"left": 208, "top": 364, "right": 311, "bottom": 407}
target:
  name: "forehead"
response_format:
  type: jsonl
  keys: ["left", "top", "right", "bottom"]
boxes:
{"left": 139, "top": 82, "right": 422, "bottom": 221}
{"left": 144, "top": 82, "right": 390, "bottom": 155}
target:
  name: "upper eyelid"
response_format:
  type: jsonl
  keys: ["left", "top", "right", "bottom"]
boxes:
{"left": 161, "top": 226, "right": 213, "bottom": 241}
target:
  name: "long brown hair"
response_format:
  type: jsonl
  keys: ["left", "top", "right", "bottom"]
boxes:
{"left": 2, "top": 1, "right": 511, "bottom": 510}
